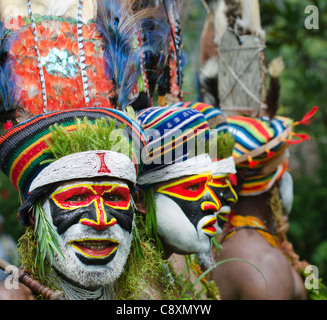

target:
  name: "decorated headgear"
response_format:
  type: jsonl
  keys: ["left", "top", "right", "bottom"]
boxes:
{"left": 180, "top": 102, "right": 235, "bottom": 178}
{"left": 0, "top": 107, "right": 147, "bottom": 225}
{"left": 0, "top": 0, "right": 163, "bottom": 124}
{"left": 228, "top": 108, "right": 318, "bottom": 196}
{"left": 171, "top": 101, "right": 229, "bottom": 133}
{"left": 136, "top": 105, "right": 212, "bottom": 186}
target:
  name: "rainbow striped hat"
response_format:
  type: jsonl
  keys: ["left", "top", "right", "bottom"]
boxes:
{"left": 227, "top": 108, "right": 318, "bottom": 195}
{"left": 170, "top": 101, "right": 228, "bottom": 132}
{"left": 136, "top": 105, "right": 212, "bottom": 185}
{"left": 0, "top": 108, "right": 147, "bottom": 225}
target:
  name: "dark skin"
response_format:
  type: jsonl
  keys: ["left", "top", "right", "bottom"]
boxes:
{"left": 211, "top": 192, "right": 307, "bottom": 300}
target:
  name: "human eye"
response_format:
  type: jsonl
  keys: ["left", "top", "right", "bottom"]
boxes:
{"left": 103, "top": 193, "right": 123, "bottom": 202}
{"left": 66, "top": 194, "right": 87, "bottom": 202}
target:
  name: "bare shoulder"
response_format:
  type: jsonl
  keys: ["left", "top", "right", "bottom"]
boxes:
{"left": 212, "top": 229, "right": 296, "bottom": 300}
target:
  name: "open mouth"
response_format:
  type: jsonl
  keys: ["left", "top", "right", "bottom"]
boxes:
{"left": 69, "top": 239, "right": 119, "bottom": 259}
{"left": 202, "top": 217, "right": 217, "bottom": 235}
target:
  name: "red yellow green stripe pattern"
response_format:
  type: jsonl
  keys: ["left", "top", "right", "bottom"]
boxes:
{"left": 0, "top": 108, "right": 147, "bottom": 200}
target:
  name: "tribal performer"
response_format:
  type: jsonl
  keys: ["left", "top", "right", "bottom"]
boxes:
{"left": 135, "top": 104, "right": 222, "bottom": 299}
{"left": 198, "top": 0, "right": 319, "bottom": 299}
{"left": 0, "top": 0, "right": 183, "bottom": 300}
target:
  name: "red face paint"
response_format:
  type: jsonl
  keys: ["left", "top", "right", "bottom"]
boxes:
{"left": 157, "top": 174, "right": 211, "bottom": 201}
{"left": 52, "top": 183, "right": 130, "bottom": 210}
{"left": 51, "top": 182, "right": 131, "bottom": 231}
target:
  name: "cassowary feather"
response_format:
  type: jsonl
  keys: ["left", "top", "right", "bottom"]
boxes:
{"left": 96, "top": 0, "right": 170, "bottom": 110}
{"left": 0, "top": 23, "right": 19, "bottom": 123}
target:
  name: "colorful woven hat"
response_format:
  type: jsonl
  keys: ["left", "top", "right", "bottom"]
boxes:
{"left": 173, "top": 102, "right": 235, "bottom": 176}
{"left": 0, "top": 107, "right": 147, "bottom": 225}
{"left": 136, "top": 105, "right": 212, "bottom": 185}
{"left": 227, "top": 107, "right": 318, "bottom": 195}
{"left": 169, "top": 101, "right": 229, "bottom": 133}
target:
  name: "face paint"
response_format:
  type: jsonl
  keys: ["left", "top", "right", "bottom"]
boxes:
{"left": 208, "top": 174, "right": 238, "bottom": 227}
{"left": 155, "top": 173, "right": 221, "bottom": 254}
{"left": 50, "top": 181, "right": 133, "bottom": 235}
{"left": 278, "top": 170, "right": 294, "bottom": 215}
{"left": 42, "top": 179, "right": 134, "bottom": 288}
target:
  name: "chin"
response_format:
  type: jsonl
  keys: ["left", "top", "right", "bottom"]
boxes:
{"left": 156, "top": 194, "right": 213, "bottom": 254}
{"left": 49, "top": 225, "right": 133, "bottom": 289}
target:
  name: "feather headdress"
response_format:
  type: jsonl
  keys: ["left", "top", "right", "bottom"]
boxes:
{"left": 0, "top": 0, "right": 172, "bottom": 123}
{"left": 0, "top": 22, "right": 19, "bottom": 124}
{"left": 199, "top": 0, "right": 282, "bottom": 119}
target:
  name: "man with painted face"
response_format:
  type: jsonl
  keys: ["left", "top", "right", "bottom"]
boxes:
{"left": 211, "top": 112, "right": 318, "bottom": 300}
{"left": 183, "top": 102, "right": 238, "bottom": 232}
{"left": 0, "top": 108, "right": 148, "bottom": 300}
{"left": 136, "top": 106, "right": 221, "bottom": 259}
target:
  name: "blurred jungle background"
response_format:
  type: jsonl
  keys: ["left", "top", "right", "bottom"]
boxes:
{"left": 181, "top": 0, "right": 327, "bottom": 289}
{"left": 0, "top": 0, "right": 326, "bottom": 294}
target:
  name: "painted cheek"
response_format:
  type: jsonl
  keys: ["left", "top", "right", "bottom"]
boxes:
{"left": 49, "top": 198, "right": 134, "bottom": 235}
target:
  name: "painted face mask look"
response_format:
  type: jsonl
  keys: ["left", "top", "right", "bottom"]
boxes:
{"left": 42, "top": 179, "right": 134, "bottom": 290}
{"left": 155, "top": 173, "right": 221, "bottom": 254}
{"left": 137, "top": 106, "right": 224, "bottom": 256}
{"left": 209, "top": 156, "right": 238, "bottom": 229}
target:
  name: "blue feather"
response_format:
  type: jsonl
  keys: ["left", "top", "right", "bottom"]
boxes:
{"left": 96, "top": 0, "right": 171, "bottom": 109}
{"left": 96, "top": 0, "right": 143, "bottom": 109}
{"left": 0, "top": 23, "right": 19, "bottom": 123}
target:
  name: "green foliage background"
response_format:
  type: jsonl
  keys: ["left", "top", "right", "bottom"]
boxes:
{"left": 182, "top": 0, "right": 327, "bottom": 285}
{"left": 0, "top": 0, "right": 326, "bottom": 294}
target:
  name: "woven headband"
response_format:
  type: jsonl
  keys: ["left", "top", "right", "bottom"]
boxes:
{"left": 137, "top": 105, "right": 211, "bottom": 185}
{"left": 0, "top": 108, "right": 147, "bottom": 200}
{"left": 227, "top": 107, "right": 318, "bottom": 195}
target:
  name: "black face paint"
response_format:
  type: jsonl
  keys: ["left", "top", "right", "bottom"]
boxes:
{"left": 48, "top": 181, "right": 134, "bottom": 235}
{"left": 161, "top": 190, "right": 218, "bottom": 230}
{"left": 49, "top": 199, "right": 134, "bottom": 235}
{"left": 209, "top": 184, "right": 237, "bottom": 208}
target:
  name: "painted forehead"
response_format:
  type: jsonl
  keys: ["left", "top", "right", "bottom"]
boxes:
{"left": 156, "top": 172, "right": 212, "bottom": 200}
{"left": 52, "top": 179, "right": 130, "bottom": 192}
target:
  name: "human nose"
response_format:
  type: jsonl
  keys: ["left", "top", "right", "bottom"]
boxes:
{"left": 201, "top": 187, "right": 221, "bottom": 214}
{"left": 79, "top": 196, "right": 117, "bottom": 231}
{"left": 226, "top": 184, "right": 238, "bottom": 204}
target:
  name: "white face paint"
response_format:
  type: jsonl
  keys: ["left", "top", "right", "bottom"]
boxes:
{"left": 279, "top": 170, "right": 294, "bottom": 215}
{"left": 41, "top": 179, "right": 134, "bottom": 289}
{"left": 155, "top": 193, "right": 217, "bottom": 254}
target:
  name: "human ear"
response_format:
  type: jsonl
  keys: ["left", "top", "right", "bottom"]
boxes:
{"left": 28, "top": 212, "right": 36, "bottom": 226}
{"left": 135, "top": 188, "right": 146, "bottom": 215}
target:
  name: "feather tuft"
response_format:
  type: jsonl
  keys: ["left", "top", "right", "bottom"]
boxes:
{"left": 268, "top": 56, "right": 285, "bottom": 78}
{"left": 0, "top": 23, "right": 20, "bottom": 123}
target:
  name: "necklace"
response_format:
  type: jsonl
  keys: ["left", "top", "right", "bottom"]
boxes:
{"left": 27, "top": 0, "right": 90, "bottom": 112}
{"left": 59, "top": 278, "right": 114, "bottom": 300}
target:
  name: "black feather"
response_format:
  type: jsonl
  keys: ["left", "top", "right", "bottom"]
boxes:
{"left": 0, "top": 23, "right": 19, "bottom": 123}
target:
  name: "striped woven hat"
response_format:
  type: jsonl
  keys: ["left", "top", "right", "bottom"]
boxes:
{"left": 227, "top": 112, "right": 315, "bottom": 196}
{"left": 136, "top": 105, "right": 212, "bottom": 185}
{"left": 169, "top": 101, "right": 228, "bottom": 132}
{"left": 0, "top": 107, "right": 147, "bottom": 225}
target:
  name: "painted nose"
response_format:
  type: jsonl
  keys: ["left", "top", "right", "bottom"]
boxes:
{"left": 201, "top": 189, "right": 221, "bottom": 213}
{"left": 80, "top": 196, "right": 117, "bottom": 231}
{"left": 226, "top": 187, "right": 238, "bottom": 204}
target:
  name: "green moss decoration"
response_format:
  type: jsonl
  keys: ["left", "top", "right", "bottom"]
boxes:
{"left": 41, "top": 117, "right": 133, "bottom": 164}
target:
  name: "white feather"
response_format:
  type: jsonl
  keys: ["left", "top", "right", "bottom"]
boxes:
{"left": 214, "top": 0, "right": 228, "bottom": 45}
{"left": 238, "top": 0, "right": 265, "bottom": 39}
